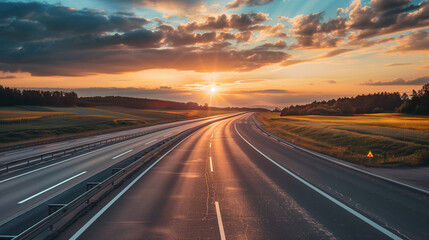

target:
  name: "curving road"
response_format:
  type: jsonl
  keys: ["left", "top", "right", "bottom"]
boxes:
{"left": 61, "top": 113, "right": 429, "bottom": 240}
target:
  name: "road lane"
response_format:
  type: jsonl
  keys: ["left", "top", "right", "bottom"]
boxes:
{"left": 65, "top": 121, "right": 224, "bottom": 239}
{"left": 61, "top": 113, "right": 429, "bottom": 239}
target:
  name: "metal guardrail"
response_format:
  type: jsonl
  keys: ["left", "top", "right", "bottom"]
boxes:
{"left": 0, "top": 125, "right": 147, "bottom": 153}
{"left": 0, "top": 124, "right": 178, "bottom": 174}
{"left": 9, "top": 113, "right": 243, "bottom": 240}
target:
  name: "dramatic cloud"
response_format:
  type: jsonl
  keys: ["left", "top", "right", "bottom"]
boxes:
{"left": 347, "top": 0, "right": 429, "bottom": 40}
{"left": 0, "top": 2, "right": 149, "bottom": 42}
{"left": 287, "top": 13, "right": 347, "bottom": 48}
{"left": 0, "top": 45, "right": 289, "bottom": 76}
{"left": 226, "top": 0, "right": 274, "bottom": 9}
{"left": 386, "top": 30, "right": 429, "bottom": 53}
{"left": 0, "top": 2, "right": 288, "bottom": 76}
{"left": 362, "top": 76, "right": 429, "bottom": 85}
{"left": 178, "top": 13, "right": 270, "bottom": 32}
{"left": 253, "top": 40, "right": 287, "bottom": 50}
{"left": 217, "top": 31, "right": 252, "bottom": 42}
{"left": 283, "top": 0, "right": 429, "bottom": 50}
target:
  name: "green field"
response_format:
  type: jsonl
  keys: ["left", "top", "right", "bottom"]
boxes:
{"left": 0, "top": 106, "right": 232, "bottom": 146}
{"left": 256, "top": 112, "right": 429, "bottom": 166}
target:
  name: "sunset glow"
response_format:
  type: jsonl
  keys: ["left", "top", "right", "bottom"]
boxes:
{"left": 0, "top": 0, "right": 428, "bottom": 108}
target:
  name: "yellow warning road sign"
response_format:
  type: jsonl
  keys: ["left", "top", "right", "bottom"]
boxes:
{"left": 367, "top": 151, "right": 374, "bottom": 158}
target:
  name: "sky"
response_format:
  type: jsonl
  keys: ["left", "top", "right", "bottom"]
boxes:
{"left": 0, "top": 0, "right": 428, "bottom": 108}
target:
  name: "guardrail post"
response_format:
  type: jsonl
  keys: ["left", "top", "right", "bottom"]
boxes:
{"left": 86, "top": 182, "right": 100, "bottom": 191}
{"left": 48, "top": 204, "right": 66, "bottom": 215}
{"left": 111, "top": 168, "right": 123, "bottom": 175}
{"left": 47, "top": 204, "right": 66, "bottom": 230}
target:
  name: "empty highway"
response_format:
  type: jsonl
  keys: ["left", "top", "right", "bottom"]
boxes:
{"left": 59, "top": 113, "right": 429, "bottom": 240}
{"left": 0, "top": 113, "right": 239, "bottom": 228}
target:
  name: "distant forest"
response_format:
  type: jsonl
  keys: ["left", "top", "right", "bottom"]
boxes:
{"left": 0, "top": 86, "right": 266, "bottom": 111}
{"left": 0, "top": 85, "right": 78, "bottom": 107}
{"left": 79, "top": 96, "right": 267, "bottom": 112}
{"left": 281, "top": 83, "right": 429, "bottom": 116}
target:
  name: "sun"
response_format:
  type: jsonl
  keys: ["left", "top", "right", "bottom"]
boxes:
{"left": 210, "top": 86, "right": 217, "bottom": 94}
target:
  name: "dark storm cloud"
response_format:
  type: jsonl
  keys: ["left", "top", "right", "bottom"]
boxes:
{"left": 362, "top": 76, "right": 429, "bottom": 85}
{"left": 226, "top": 0, "right": 274, "bottom": 9}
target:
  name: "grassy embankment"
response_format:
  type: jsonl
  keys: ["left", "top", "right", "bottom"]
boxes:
{"left": 0, "top": 106, "right": 232, "bottom": 146}
{"left": 256, "top": 112, "right": 429, "bottom": 166}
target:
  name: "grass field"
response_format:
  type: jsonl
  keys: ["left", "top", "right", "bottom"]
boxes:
{"left": 256, "top": 112, "right": 429, "bottom": 166}
{"left": 0, "top": 106, "right": 232, "bottom": 146}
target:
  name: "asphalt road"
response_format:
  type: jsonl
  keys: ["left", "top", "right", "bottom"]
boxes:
{"left": 62, "top": 113, "right": 429, "bottom": 240}
{"left": 0, "top": 113, "right": 238, "bottom": 226}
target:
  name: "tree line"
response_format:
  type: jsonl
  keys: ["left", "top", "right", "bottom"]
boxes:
{"left": 0, "top": 85, "right": 78, "bottom": 107}
{"left": 0, "top": 86, "right": 268, "bottom": 111}
{"left": 78, "top": 96, "right": 268, "bottom": 111}
{"left": 281, "top": 84, "right": 429, "bottom": 116}
{"left": 78, "top": 96, "right": 210, "bottom": 110}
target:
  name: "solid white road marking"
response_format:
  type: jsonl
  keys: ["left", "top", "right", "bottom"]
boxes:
{"left": 209, "top": 142, "right": 211, "bottom": 148}
{"left": 0, "top": 145, "right": 115, "bottom": 184}
{"left": 234, "top": 122, "right": 402, "bottom": 240}
{"left": 145, "top": 139, "right": 157, "bottom": 145}
{"left": 281, "top": 142, "right": 294, "bottom": 149}
{"left": 69, "top": 133, "right": 195, "bottom": 240}
{"left": 215, "top": 201, "right": 226, "bottom": 240}
{"left": 164, "top": 133, "right": 171, "bottom": 137}
{"left": 18, "top": 171, "right": 87, "bottom": 204}
{"left": 112, "top": 149, "right": 133, "bottom": 159}
{"left": 210, "top": 156, "right": 214, "bottom": 172}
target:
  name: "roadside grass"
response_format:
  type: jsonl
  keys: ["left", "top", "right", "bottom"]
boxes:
{"left": 256, "top": 112, "right": 429, "bottom": 166}
{"left": 0, "top": 106, "right": 233, "bottom": 146}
